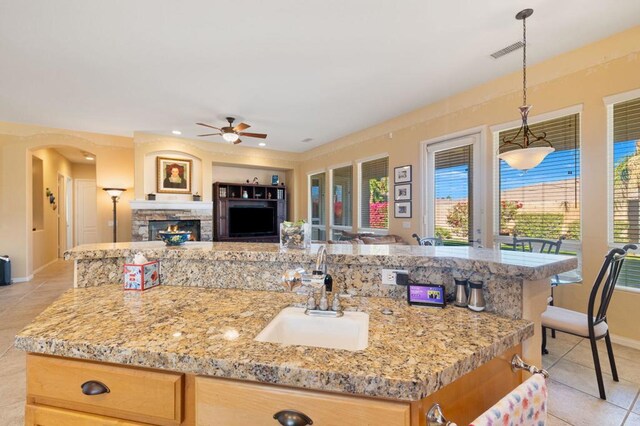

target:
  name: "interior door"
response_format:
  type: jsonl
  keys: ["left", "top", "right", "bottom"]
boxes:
{"left": 75, "top": 179, "right": 98, "bottom": 245}
{"left": 425, "top": 135, "right": 482, "bottom": 246}
{"left": 57, "top": 174, "right": 66, "bottom": 257}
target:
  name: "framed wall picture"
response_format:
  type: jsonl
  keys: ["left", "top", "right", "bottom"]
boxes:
{"left": 394, "top": 165, "right": 412, "bottom": 183}
{"left": 157, "top": 157, "right": 193, "bottom": 194}
{"left": 394, "top": 201, "right": 412, "bottom": 218}
{"left": 394, "top": 183, "right": 411, "bottom": 201}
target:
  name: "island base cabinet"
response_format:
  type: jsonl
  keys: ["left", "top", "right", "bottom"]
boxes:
{"left": 25, "top": 404, "right": 147, "bottom": 425}
{"left": 26, "top": 354, "right": 185, "bottom": 426}
{"left": 195, "top": 377, "right": 412, "bottom": 426}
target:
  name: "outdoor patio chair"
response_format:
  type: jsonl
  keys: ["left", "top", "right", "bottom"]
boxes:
{"left": 411, "top": 234, "right": 443, "bottom": 246}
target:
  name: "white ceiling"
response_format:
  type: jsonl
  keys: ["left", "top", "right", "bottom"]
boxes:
{"left": 1, "top": 1, "right": 638, "bottom": 152}
{"left": 54, "top": 146, "right": 96, "bottom": 164}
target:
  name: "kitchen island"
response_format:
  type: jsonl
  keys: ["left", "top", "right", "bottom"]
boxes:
{"left": 17, "top": 285, "right": 532, "bottom": 425}
{"left": 15, "top": 242, "right": 575, "bottom": 425}
{"left": 65, "top": 241, "right": 577, "bottom": 365}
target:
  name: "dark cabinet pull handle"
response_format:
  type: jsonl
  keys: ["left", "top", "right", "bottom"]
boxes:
{"left": 81, "top": 380, "right": 110, "bottom": 395}
{"left": 273, "top": 409, "right": 314, "bottom": 426}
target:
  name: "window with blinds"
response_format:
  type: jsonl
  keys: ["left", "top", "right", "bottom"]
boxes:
{"left": 332, "top": 166, "right": 353, "bottom": 228}
{"left": 611, "top": 96, "right": 640, "bottom": 289}
{"left": 310, "top": 172, "right": 326, "bottom": 241}
{"left": 434, "top": 145, "right": 473, "bottom": 245}
{"left": 498, "top": 114, "right": 581, "bottom": 245}
{"left": 359, "top": 157, "right": 389, "bottom": 230}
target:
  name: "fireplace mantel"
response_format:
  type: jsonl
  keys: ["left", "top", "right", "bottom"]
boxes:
{"left": 129, "top": 200, "right": 211, "bottom": 210}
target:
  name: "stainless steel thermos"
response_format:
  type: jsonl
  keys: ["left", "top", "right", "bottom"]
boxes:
{"left": 453, "top": 278, "right": 468, "bottom": 307}
{"left": 467, "top": 280, "right": 486, "bottom": 312}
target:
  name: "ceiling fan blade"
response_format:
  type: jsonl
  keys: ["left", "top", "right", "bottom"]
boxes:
{"left": 196, "top": 122, "right": 222, "bottom": 131}
{"left": 239, "top": 132, "right": 267, "bottom": 139}
{"left": 233, "top": 122, "right": 250, "bottom": 132}
{"left": 233, "top": 139, "right": 242, "bottom": 145}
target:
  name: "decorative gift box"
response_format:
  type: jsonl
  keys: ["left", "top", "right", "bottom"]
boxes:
{"left": 123, "top": 260, "right": 160, "bottom": 291}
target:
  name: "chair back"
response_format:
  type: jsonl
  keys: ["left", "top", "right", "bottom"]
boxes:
{"left": 510, "top": 235, "right": 564, "bottom": 254}
{"left": 411, "top": 233, "right": 443, "bottom": 246}
{"left": 588, "top": 245, "right": 637, "bottom": 335}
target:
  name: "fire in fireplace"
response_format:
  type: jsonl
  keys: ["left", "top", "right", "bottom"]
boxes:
{"left": 148, "top": 220, "right": 201, "bottom": 241}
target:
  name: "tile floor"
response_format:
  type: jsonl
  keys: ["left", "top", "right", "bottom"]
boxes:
{"left": 0, "top": 260, "right": 639, "bottom": 425}
{"left": 0, "top": 261, "right": 73, "bottom": 425}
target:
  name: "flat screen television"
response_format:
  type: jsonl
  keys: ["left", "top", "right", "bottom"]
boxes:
{"left": 229, "top": 206, "right": 276, "bottom": 237}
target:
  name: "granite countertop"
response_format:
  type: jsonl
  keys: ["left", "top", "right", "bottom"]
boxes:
{"left": 65, "top": 242, "right": 577, "bottom": 281}
{"left": 16, "top": 285, "right": 533, "bottom": 401}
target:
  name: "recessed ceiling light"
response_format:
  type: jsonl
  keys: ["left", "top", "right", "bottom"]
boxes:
{"left": 258, "top": 142, "right": 266, "bottom": 147}
{"left": 172, "top": 130, "right": 182, "bottom": 135}
{"left": 83, "top": 152, "right": 95, "bottom": 161}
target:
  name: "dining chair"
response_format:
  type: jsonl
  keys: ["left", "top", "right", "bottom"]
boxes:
{"left": 411, "top": 234, "right": 443, "bottom": 246}
{"left": 541, "top": 244, "right": 637, "bottom": 400}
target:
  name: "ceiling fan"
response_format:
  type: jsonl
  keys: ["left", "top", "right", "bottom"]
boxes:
{"left": 196, "top": 117, "right": 267, "bottom": 145}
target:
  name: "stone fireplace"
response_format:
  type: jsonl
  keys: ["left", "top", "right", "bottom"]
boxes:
{"left": 148, "top": 220, "right": 202, "bottom": 241}
{"left": 130, "top": 201, "right": 213, "bottom": 242}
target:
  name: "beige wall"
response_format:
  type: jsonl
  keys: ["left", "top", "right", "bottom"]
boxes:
{"left": 0, "top": 122, "right": 134, "bottom": 280}
{"left": 71, "top": 163, "right": 96, "bottom": 180}
{"left": 30, "top": 148, "right": 73, "bottom": 271}
{"left": 294, "top": 26, "right": 640, "bottom": 342}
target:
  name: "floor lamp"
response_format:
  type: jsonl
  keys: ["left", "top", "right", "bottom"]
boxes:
{"left": 103, "top": 188, "right": 126, "bottom": 243}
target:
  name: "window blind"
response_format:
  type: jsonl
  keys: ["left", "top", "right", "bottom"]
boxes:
{"left": 360, "top": 157, "right": 389, "bottom": 229}
{"left": 612, "top": 97, "right": 640, "bottom": 289}
{"left": 498, "top": 114, "right": 581, "bottom": 243}
{"left": 332, "top": 166, "right": 353, "bottom": 227}
{"left": 433, "top": 145, "right": 473, "bottom": 244}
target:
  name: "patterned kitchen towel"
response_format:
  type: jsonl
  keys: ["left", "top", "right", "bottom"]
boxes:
{"left": 469, "top": 373, "right": 547, "bottom": 426}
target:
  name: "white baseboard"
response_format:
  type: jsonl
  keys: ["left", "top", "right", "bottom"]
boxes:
{"left": 32, "top": 259, "right": 58, "bottom": 275}
{"left": 610, "top": 334, "right": 640, "bottom": 350}
{"left": 10, "top": 259, "right": 59, "bottom": 283}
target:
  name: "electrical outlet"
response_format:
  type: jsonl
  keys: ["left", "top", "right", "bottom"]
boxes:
{"left": 381, "top": 269, "right": 409, "bottom": 285}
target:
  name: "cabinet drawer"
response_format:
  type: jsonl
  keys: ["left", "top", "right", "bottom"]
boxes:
{"left": 25, "top": 404, "right": 146, "bottom": 426}
{"left": 27, "top": 355, "right": 183, "bottom": 426}
{"left": 196, "top": 377, "right": 411, "bottom": 426}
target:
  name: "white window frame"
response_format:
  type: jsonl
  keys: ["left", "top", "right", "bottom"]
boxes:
{"left": 328, "top": 162, "right": 354, "bottom": 239}
{"left": 490, "top": 104, "right": 584, "bottom": 261}
{"left": 356, "top": 153, "right": 389, "bottom": 235}
{"left": 604, "top": 88, "right": 640, "bottom": 294}
{"left": 307, "top": 169, "right": 327, "bottom": 241}
{"left": 420, "top": 126, "right": 486, "bottom": 247}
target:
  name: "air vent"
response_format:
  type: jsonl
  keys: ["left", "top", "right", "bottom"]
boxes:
{"left": 300, "top": 138, "right": 313, "bottom": 143}
{"left": 490, "top": 41, "right": 524, "bottom": 59}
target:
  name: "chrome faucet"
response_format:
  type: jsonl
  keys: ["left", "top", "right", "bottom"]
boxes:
{"left": 315, "top": 245, "right": 327, "bottom": 274}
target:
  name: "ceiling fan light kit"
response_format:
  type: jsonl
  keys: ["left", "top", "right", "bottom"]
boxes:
{"left": 497, "top": 8, "right": 555, "bottom": 171}
{"left": 196, "top": 116, "right": 267, "bottom": 146}
{"left": 222, "top": 132, "right": 240, "bottom": 143}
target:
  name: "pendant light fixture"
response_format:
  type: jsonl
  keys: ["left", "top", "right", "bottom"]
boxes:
{"left": 498, "top": 8, "right": 554, "bottom": 171}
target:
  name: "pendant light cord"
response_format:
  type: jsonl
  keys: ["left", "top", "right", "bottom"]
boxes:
{"left": 522, "top": 15, "right": 527, "bottom": 106}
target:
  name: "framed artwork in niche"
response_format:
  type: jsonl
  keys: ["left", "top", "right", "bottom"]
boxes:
{"left": 157, "top": 157, "right": 192, "bottom": 194}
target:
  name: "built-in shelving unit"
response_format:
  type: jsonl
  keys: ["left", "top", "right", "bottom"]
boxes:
{"left": 212, "top": 182, "right": 287, "bottom": 242}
